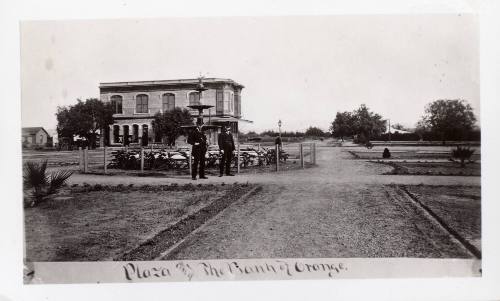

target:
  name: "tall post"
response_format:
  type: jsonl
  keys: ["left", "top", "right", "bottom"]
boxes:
{"left": 313, "top": 143, "right": 316, "bottom": 165}
{"left": 275, "top": 144, "right": 279, "bottom": 172}
{"left": 83, "top": 147, "right": 88, "bottom": 173}
{"left": 310, "top": 143, "right": 314, "bottom": 164}
{"left": 103, "top": 146, "right": 107, "bottom": 174}
{"left": 140, "top": 147, "right": 144, "bottom": 173}
{"left": 300, "top": 143, "right": 304, "bottom": 168}
{"left": 187, "top": 151, "right": 192, "bottom": 177}
{"left": 388, "top": 119, "right": 391, "bottom": 143}
{"left": 78, "top": 147, "right": 83, "bottom": 171}
{"left": 237, "top": 143, "right": 240, "bottom": 174}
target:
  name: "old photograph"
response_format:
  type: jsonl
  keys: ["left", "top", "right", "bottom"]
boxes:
{"left": 20, "top": 15, "right": 481, "bottom": 284}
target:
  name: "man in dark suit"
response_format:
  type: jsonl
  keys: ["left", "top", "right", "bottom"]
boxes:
{"left": 218, "top": 125, "right": 235, "bottom": 177}
{"left": 187, "top": 125, "right": 208, "bottom": 180}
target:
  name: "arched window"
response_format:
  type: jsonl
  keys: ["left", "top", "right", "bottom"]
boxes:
{"left": 132, "top": 124, "right": 139, "bottom": 143}
{"left": 189, "top": 92, "right": 200, "bottom": 105}
{"left": 136, "top": 94, "right": 149, "bottom": 113}
{"left": 110, "top": 95, "right": 123, "bottom": 114}
{"left": 141, "top": 124, "right": 149, "bottom": 146}
{"left": 113, "top": 125, "right": 120, "bottom": 143}
{"left": 162, "top": 93, "right": 175, "bottom": 112}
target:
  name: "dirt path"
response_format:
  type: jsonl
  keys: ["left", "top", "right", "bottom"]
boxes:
{"left": 159, "top": 144, "right": 479, "bottom": 260}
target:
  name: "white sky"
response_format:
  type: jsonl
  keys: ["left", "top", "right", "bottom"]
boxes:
{"left": 20, "top": 15, "right": 479, "bottom": 133}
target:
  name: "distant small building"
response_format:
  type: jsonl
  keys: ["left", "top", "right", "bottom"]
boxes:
{"left": 386, "top": 126, "right": 412, "bottom": 134}
{"left": 22, "top": 127, "right": 52, "bottom": 147}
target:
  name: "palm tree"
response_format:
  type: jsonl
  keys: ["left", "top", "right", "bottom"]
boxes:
{"left": 451, "top": 146, "right": 475, "bottom": 168}
{"left": 23, "top": 160, "right": 73, "bottom": 206}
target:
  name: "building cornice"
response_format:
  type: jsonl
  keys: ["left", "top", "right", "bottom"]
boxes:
{"left": 99, "top": 78, "right": 244, "bottom": 91}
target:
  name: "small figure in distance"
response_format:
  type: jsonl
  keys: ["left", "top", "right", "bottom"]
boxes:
{"left": 383, "top": 148, "right": 391, "bottom": 159}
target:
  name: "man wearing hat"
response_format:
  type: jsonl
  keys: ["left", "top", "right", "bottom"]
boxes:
{"left": 218, "top": 125, "right": 235, "bottom": 177}
{"left": 187, "top": 125, "right": 208, "bottom": 180}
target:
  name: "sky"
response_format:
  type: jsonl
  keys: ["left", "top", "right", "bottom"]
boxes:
{"left": 20, "top": 15, "right": 479, "bottom": 133}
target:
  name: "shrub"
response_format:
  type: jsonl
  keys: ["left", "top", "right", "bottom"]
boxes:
{"left": 382, "top": 148, "right": 391, "bottom": 159}
{"left": 23, "top": 160, "right": 73, "bottom": 207}
{"left": 452, "top": 146, "right": 475, "bottom": 167}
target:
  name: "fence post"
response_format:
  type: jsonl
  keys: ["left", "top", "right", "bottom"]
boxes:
{"left": 275, "top": 144, "right": 279, "bottom": 172}
{"left": 78, "top": 147, "right": 83, "bottom": 171}
{"left": 310, "top": 143, "right": 314, "bottom": 164}
{"left": 83, "top": 147, "right": 88, "bottom": 173}
{"left": 103, "top": 146, "right": 107, "bottom": 174}
{"left": 140, "top": 147, "right": 144, "bottom": 173}
{"left": 300, "top": 143, "right": 304, "bottom": 168}
{"left": 237, "top": 143, "right": 240, "bottom": 174}
{"left": 187, "top": 151, "right": 192, "bottom": 177}
{"left": 313, "top": 143, "right": 316, "bottom": 165}
{"left": 258, "top": 143, "right": 261, "bottom": 152}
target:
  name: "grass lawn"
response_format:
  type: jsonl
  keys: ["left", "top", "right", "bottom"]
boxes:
{"left": 24, "top": 184, "right": 254, "bottom": 261}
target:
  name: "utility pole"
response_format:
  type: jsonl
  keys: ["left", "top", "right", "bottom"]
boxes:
{"left": 388, "top": 118, "right": 391, "bottom": 143}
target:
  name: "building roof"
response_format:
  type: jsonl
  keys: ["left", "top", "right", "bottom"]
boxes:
{"left": 22, "top": 127, "right": 50, "bottom": 137}
{"left": 386, "top": 126, "right": 412, "bottom": 134}
{"left": 99, "top": 78, "right": 244, "bottom": 89}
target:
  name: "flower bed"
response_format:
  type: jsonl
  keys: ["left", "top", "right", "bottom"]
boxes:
{"left": 108, "top": 147, "right": 290, "bottom": 171}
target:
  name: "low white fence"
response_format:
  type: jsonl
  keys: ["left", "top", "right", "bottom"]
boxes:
{"left": 78, "top": 142, "right": 317, "bottom": 175}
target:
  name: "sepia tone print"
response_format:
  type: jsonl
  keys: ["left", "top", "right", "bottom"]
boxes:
{"left": 21, "top": 15, "right": 480, "bottom": 283}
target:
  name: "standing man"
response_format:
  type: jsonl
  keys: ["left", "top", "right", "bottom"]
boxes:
{"left": 187, "top": 125, "right": 208, "bottom": 180}
{"left": 218, "top": 125, "right": 235, "bottom": 177}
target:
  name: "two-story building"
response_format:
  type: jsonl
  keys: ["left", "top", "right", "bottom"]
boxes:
{"left": 99, "top": 78, "right": 246, "bottom": 146}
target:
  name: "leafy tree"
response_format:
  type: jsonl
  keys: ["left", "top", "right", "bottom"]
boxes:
{"left": 353, "top": 104, "right": 386, "bottom": 141}
{"left": 330, "top": 105, "right": 385, "bottom": 143}
{"left": 56, "top": 98, "right": 114, "bottom": 148}
{"left": 414, "top": 119, "right": 430, "bottom": 141}
{"left": 56, "top": 106, "right": 76, "bottom": 144}
{"left": 330, "top": 111, "right": 356, "bottom": 141}
{"left": 419, "top": 99, "right": 476, "bottom": 144}
{"left": 305, "top": 126, "right": 326, "bottom": 137}
{"left": 152, "top": 108, "right": 193, "bottom": 147}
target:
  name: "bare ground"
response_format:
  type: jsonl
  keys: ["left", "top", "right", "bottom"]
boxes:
{"left": 24, "top": 184, "right": 253, "bottom": 261}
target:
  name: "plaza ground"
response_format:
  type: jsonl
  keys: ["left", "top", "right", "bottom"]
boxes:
{"left": 23, "top": 140, "right": 481, "bottom": 260}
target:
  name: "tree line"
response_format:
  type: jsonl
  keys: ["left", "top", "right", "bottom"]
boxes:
{"left": 330, "top": 99, "right": 478, "bottom": 144}
{"left": 55, "top": 97, "right": 478, "bottom": 149}
{"left": 242, "top": 127, "right": 330, "bottom": 139}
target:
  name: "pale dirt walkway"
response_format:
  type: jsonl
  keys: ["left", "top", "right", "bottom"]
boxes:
{"left": 159, "top": 145, "right": 479, "bottom": 260}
